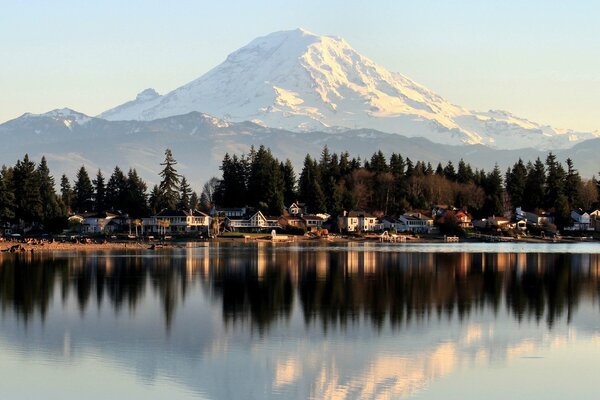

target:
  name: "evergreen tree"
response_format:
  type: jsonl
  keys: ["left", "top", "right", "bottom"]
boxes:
{"left": 368, "top": 150, "right": 388, "bottom": 174}
{"left": 505, "top": 159, "right": 527, "bottom": 208}
{"left": 158, "top": 149, "right": 180, "bottom": 210}
{"left": 247, "top": 146, "right": 284, "bottom": 215}
{"left": 93, "top": 169, "right": 106, "bottom": 211}
{"left": 106, "top": 166, "right": 128, "bottom": 211}
{"left": 443, "top": 161, "right": 457, "bottom": 181}
{"left": 482, "top": 164, "right": 504, "bottom": 216}
{"left": 189, "top": 192, "right": 199, "bottom": 210}
{"left": 299, "top": 155, "right": 326, "bottom": 213}
{"left": 524, "top": 158, "right": 546, "bottom": 210}
{"left": 148, "top": 185, "right": 161, "bottom": 214}
{"left": 178, "top": 176, "right": 192, "bottom": 210}
{"left": 457, "top": 159, "right": 474, "bottom": 183}
{"left": 0, "top": 166, "right": 15, "bottom": 223}
{"left": 125, "top": 169, "right": 148, "bottom": 217}
{"left": 545, "top": 152, "right": 566, "bottom": 209}
{"left": 435, "top": 163, "right": 444, "bottom": 176}
{"left": 389, "top": 153, "right": 405, "bottom": 177}
{"left": 73, "top": 166, "right": 94, "bottom": 213}
{"left": 12, "top": 154, "right": 43, "bottom": 224}
{"left": 60, "top": 174, "right": 72, "bottom": 213}
{"left": 281, "top": 159, "right": 297, "bottom": 206}
{"left": 36, "top": 156, "right": 62, "bottom": 227}
{"left": 564, "top": 158, "right": 581, "bottom": 208}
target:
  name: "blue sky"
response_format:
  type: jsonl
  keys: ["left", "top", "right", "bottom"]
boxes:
{"left": 2, "top": 0, "right": 599, "bottom": 131}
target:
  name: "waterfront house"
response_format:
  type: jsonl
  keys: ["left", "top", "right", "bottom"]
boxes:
{"left": 145, "top": 209, "right": 211, "bottom": 234}
{"left": 338, "top": 210, "right": 378, "bottom": 232}
{"left": 565, "top": 209, "right": 593, "bottom": 231}
{"left": 226, "top": 211, "right": 280, "bottom": 232}
{"left": 287, "top": 202, "right": 308, "bottom": 216}
{"left": 398, "top": 212, "right": 434, "bottom": 233}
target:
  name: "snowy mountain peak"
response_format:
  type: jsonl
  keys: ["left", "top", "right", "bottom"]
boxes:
{"left": 98, "top": 29, "right": 600, "bottom": 150}
{"left": 136, "top": 88, "right": 160, "bottom": 101}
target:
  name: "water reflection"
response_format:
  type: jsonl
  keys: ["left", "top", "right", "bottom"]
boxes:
{"left": 0, "top": 244, "right": 600, "bottom": 399}
{"left": 1, "top": 244, "right": 599, "bottom": 330}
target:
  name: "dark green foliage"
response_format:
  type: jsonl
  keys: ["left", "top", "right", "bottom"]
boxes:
{"left": 281, "top": 160, "right": 297, "bottom": 206}
{"left": 93, "top": 169, "right": 106, "bottom": 211}
{"left": 505, "top": 159, "right": 527, "bottom": 208}
{"left": 73, "top": 166, "right": 94, "bottom": 213}
{"left": 177, "top": 176, "right": 192, "bottom": 210}
{"left": 0, "top": 166, "right": 15, "bottom": 223}
{"left": 60, "top": 174, "right": 72, "bottom": 212}
{"left": 158, "top": 149, "right": 180, "bottom": 210}
{"left": 11, "top": 155, "right": 42, "bottom": 224}
{"left": 106, "top": 166, "right": 128, "bottom": 211}
{"left": 125, "top": 169, "right": 148, "bottom": 217}
{"left": 524, "top": 158, "right": 546, "bottom": 211}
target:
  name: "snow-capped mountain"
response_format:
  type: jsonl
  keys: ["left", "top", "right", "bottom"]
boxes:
{"left": 99, "top": 28, "right": 599, "bottom": 150}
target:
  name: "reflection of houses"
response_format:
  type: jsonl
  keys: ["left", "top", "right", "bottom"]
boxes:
{"left": 226, "top": 211, "right": 280, "bottom": 231}
{"left": 398, "top": 213, "right": 434, "bottom": 233}
{"left": 338, "top": 210, "right": 378, "bottom": 232}
{"left": 144, "top": 209, "right": 210, "bottom": 234}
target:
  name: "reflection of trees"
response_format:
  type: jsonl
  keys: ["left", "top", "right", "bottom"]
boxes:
{"left": 0, "top": 248, "right": 598, "bottom": 331}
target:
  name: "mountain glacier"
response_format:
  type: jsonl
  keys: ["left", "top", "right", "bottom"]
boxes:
{"left": 99, "top": 28, "right": 598, "bottom": 150}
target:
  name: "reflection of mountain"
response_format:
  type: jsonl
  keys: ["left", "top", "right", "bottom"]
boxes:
{"left": 1, "top": 246, "right": 599, "bottom": 329}
{"left": 0, "top": 245, "right": 599, "bottom": 399}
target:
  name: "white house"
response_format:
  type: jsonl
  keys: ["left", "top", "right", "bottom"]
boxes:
{"left": 515, "top": 207, "right": 554, "bottom": 226}
{"left": 226, "top": 211, "right": 280, "bottom": 231}
{"left": 287, "top": 202, "right": 307, "bottom": 216}
{"left": 398, "top": 213, "right": 434, "bottom": 233}
{"left": 145, "top": 209, "right": 211, "bottom": 234}
{"left": 338, "top": 210, "right": 378, "bottom": 232}
{"left": 566, "top": 210, "right": 592, "bottom": 231}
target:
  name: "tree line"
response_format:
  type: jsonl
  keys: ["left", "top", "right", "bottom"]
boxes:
{"left": 0, "top": 149, "right": 201, "bottom": 233}
{"left": 214, "top": 146, "right": 599, "bottom": 224}
{"left": 1, "top": 146, "right": 599, "bottom": 233}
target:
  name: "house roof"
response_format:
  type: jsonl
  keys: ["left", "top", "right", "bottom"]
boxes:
{"left": 347, "top": 210, "right": 375, "bottom": 218}
{"left": 302, "top": 215, "right": 324, "bottom": 221}
{"left": 401, "top": 213, "right": 433, "bottom": 221}
{"left": 155, "top": 209, "right": 209, "bottom": 217}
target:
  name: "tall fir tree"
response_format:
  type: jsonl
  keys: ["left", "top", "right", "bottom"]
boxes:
{"left": 106, "top": 166, "right": 128, "bottom": 211}
{"left": 73, "top": 166, "right": 94, "bottom": 213}
{"left": 12, "top": 154, "right": 43, "bottom": 224}
{"left": 564, "top": 158, "right": 581, "bottom": 208}
{"left": 36, "top": 156, "right": 62, "bottom": 226}
{"left": 0, "top": 166, "right": 15, "bottom": 223}
{"left": 524, "top": 158, "right": 546, "bottom": 211}
{"left": 158, "top": 149, "right": 180, "bottom": 210}
{"left": 125, "top": 169, "right": 148, "bottom": 217}
{"left": 505, "top": 159, "right": 527, "bottom": 208}
{"left": 60, "top": 174, "right": 73, "bottom": 213}
{"left": 177, "top": 176, "right": 192, "bottom": 210}
{"left": 93, "top": 169, "right": 106, "bottom": 211}
{"left": 281, "top": 159, "right": 297, "bottom": 206}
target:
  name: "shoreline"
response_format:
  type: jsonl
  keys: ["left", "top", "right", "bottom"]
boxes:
{"left": 1, "top": 234, "right": 595, "bottom": 253}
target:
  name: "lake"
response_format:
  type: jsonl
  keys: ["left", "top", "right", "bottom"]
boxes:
{"left": 0, "top": 242, "right": 599, "bottom": 399}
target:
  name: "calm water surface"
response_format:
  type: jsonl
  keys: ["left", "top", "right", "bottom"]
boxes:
{"left": 1, "top": 242, "right": 599, "bottom": 399}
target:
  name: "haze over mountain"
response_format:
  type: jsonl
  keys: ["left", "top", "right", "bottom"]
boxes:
{"left": 2, "top": 108, "right": 599, "bottom": 190}
{"left": 100, "top": 28, "right": 599, "bottom": 150}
